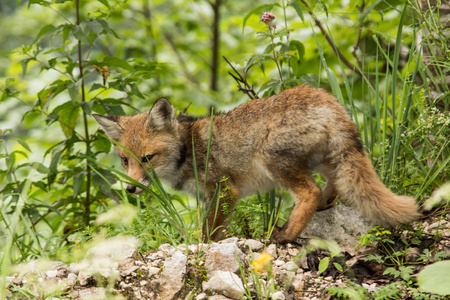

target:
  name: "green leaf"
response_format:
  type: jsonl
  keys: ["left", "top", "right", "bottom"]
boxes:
{"left": 33, "top": 24, "right": 56, "bottom": 44}
{"left": 72, "top": 172, "right": 85, "bottom": 197}
{"left": 68, "top": 80, "right": 81, "bottom": 103}
{"left": 418, "top": 260, "right": 450, "bottom": 295}
{"left": 48, "top": 144, "right": 63, "bottom": 186}
{"left": 102, "top": 57, "right": 134, "bottom": 71}
{"left": 94, "top": 18, "right": 119, "bottom": 39}
{"left": 30, "top": 162, "right": 49, "bottom": 174}
{"left": 11, "top": 138, "right": 31, "bottom": 152}
{"left": 333, "top": 262, "right": 343, "bottom": 272}
{"left": 92, "top": 168, "right": 115, "bottom": 194}
{"left": 72, "top": 23, "right": 92, "bottom": 45}
{"left": 97, "top": 0, "right": 110, "bottom": 9}
{"left": 53, "top": 102, "right": 80, "bottom": 138}
{"left": 318, "top": 257, "right": 330, "bottom": 274}
{"left": 289, "top": 0, "right": 304, "bottom": 22}
{"left": 80, "top": 101, "right": 94, "bottom": 115}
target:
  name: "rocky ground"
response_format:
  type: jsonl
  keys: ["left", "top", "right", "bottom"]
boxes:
{"left": 4, "top": 205, "right": 450, "bottom": 299}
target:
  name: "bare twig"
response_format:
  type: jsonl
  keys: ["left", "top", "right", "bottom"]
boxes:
{"left": 223, "top": 56, "right": 259, "bottom": 99}
{"left": 163, "top": 32, "right": 201, "bottom": 87}
{"left": 75, "top": 0, "right": 91, "bottom": 226}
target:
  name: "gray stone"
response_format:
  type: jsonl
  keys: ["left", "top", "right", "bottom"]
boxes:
{"left": 74, "top": 287, "right": 106, "bottom": 299}
{"left": 301, "top": 205, "right": 373, "bottom": 255}
{"left": 203, "top": 271, "right": 244, "bottom": 300}
{"left": 245, "top": 239, "right": 264, "bottom": 252}
{"left": 271, "top": 291, "right": 286, "bottom": 300}
{"left": 282, "top": 261, "right": 298, "bottom": 272}
{"left": 204, "top": 243, "right": 246, "bottom": 276}
{"left": 78, "top": 271, "right": 93, "bottom": 286}
{"left": 291, "top": 274, "right": 305, "bottom": 291}
{"left": 159, "top": 250, "right": 187, "bottom": 300}
{"left": 159, "top": 243, "right": 176, "bottom": 256}
{"left": 265, "top": 244, "right": 278, "bottom": 258}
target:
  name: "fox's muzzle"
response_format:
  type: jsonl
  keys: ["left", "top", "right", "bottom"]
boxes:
{"left": 126, "top": 185, "right": 137, "bottom": 193}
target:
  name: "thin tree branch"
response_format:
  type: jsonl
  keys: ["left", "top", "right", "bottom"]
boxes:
{"left": 223, "top": 56, "right": 258, "bottom": 100}
{"left": 75, "top": 0, "right": 91, "bottom": 226}
{"left": 163, "top": 32, "right": 201, "bottom": 87}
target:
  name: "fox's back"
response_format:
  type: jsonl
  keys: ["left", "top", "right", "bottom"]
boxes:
{"left": 196, "top": 85, "right": 359, "bottom": 194}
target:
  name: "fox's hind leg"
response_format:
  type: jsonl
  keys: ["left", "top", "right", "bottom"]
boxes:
{"left": 317, "top": 179, "right": 338, "bottom": 211}
{"left": 315, "top": 164, "right": 338, "bottom": 211}
{"left": 270, "top": 173, "right": 321, "bottom": 244}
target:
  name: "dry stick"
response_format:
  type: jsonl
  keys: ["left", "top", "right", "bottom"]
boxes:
{"left": 223, "top": 56, "right": 259, "bottom": 99}
{"left": 299, "top": 0, "right": 376, "bottom": 91}
{"left": 163, "top": 32, "right": 201, "bottom": 87}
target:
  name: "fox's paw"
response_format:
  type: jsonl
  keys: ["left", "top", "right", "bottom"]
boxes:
{"left": 269, "top": 226, "right": 290, "bottom": 244}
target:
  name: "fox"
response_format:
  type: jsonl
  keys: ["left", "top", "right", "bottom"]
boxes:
{"left": 93, "top": 85, "right": 420, "bottom": 243}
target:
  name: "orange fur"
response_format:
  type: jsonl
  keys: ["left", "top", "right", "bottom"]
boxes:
{"left": 93, "top": 86, "right": 420, "bottom": 243}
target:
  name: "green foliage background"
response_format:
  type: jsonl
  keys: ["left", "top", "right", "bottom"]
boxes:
{"left": 0, "top": 0, "right": 449, "bottom": 265}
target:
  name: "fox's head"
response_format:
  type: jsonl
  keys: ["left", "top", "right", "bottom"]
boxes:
{"left": 93, "top": 98, "right": 185, "bottom": 194}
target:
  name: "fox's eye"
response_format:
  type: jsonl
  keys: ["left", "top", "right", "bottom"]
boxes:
{"left": 142, "top": 154, "right": 154, "bottom": 163}
{"left": 121, "top": 157, "right": 128, "bottom": 166}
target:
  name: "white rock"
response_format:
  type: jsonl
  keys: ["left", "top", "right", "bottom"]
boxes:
{"left": 301, "top": 205, "right": 373, "bottom": 255}
{"left": 274, "top": 260, "right": 285, "bottom": 267}
{"left": 78, "top": 271, "right": 92, "bottom": 286}
{"left": 265, "top": 244, "right": 278, "bottom": 258}
{"left": 271, "top": 291, "right": 285, "bottom": 300}
{"left": 195, "top": 292, "right": 207, "bottom": 300}
{"left": 282, "top": 261, "right": 298, "bottom": 272}
{"left": 159, "top": 250, "right": 187, "bottom": 300}
{"left": 245, "top": 239, "right": 264, "bottom": 252}
{"left": 220, "top": 237, "right": 239, "bottom": 245}
{"left": 75, "top": 287, "right": 106, "bottom": 299}
{"left": 291, "top": 274, "right": 304, "bottom": 291}
{"left": 148, "top": 266, "right": 160, "bottom": 276}
{"left": 204, "top": 243, "right": 246, "bottom": 276}
{"left": 159, "top": 244, "right": 176, "bottom": 256}
{"left": 203, "top": 271, "right": 244, "bottom": 300}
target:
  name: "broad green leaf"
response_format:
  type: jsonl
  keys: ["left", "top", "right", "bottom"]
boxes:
{"left": 318, "top": 257, "right": 330, "bottom": 274}
{"left": 102, "top": 57, "right": 134, "bottom": 71}
{"left": 97, "top": 0, "right": 110, "bottom": 9}
{"left": 72, "top": 172, "right": 85, "bottom": 197}
{"left": 289, "top": 0, "right": 304, "bottom": 22}
{"left": 95, "top": 18, "right": 120, "bottom": 39}
{"left": 418, "top": 260, "right": 450, "bottom": 295}
{"left": 30, "top": 162, "right": 49, "bottom": 174}
{"left": 32, "top": 24, "right": 56, "bottom": 44}
{"left": 11, "top": 138, "right": 31, "bottom": 152}
{"left": 72, "top": 23, "right": 92, "bottom": 45}
{"left": 68, "top": 80, "right": 81, "bottom": 103}
{"left": 53, "top": 102, "right": 80, "bottom": 138}
{"left": 333, "top": 262, "right": 343, "bottom": 272}
{"left": 80, "top": 101, "right": 94, "bottom": 115}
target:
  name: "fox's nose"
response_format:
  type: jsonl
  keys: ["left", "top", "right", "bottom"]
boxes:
{"left": 126, "top": 185, "right": 136, "bottom": 193}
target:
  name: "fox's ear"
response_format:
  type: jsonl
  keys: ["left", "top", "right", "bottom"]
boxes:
{"left": 147, "top": 97, "right": 176, "bottom": 131}
{"left": 92, "top": 114, "right": 124, "bottom": 142}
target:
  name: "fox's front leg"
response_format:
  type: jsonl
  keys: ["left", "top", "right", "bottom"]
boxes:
{"left": 270, "top": 174, "right": 321, "bottom": 244}
{"left": 203, "top": 181, "right": 239, "bottom": 242}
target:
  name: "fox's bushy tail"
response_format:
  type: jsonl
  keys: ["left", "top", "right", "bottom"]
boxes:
{"left": 333, "top": 150, "right": 420, "bottom": 227}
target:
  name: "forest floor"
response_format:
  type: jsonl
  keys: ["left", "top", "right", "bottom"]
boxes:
{"left": 4, "top": 206, "right": 450, "bottom": 300}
